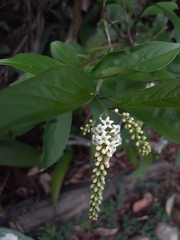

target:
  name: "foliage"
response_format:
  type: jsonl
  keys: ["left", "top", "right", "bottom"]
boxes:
{"left": 0, "top": 0, "right": 180, "bottom": 222}
{"left": 0, "top": 1, "right": 180, "bottom": 165}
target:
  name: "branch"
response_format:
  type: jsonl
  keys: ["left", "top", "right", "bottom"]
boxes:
{"left": 122, "top": 0, "right": 133, "bottom": 46}
{"left": 103, "top": 0, "right": 113, "bottom": 52}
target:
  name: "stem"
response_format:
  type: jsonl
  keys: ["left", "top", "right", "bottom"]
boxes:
{"left": 103, "top": 0, "right": 113, "bottom": 52}
{"left": 131, "top": 0, "right": 152, "bottom": 33}
{"left": 122, "top": 0, "right": 133, "bottom": 46}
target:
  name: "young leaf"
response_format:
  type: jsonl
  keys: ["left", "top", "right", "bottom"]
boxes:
{"left": 40, "top": 112, "right": 72, "bottom": 169}
{"left": 0, "top": 227, "right": 34, "bottom": 240}
{"left": 50, "top": 41, "right": 79, "bottom": 66}
{"left": 51, "top": 152, "right": 72, "bottom": 209}
{"left": 0, "top": 66, "right": 95, "bottom": 136}
{"left": 91, "top": 41, "right": 180, "bottom": 77}
{"left": 0, "top": 140, "right": 40, "bottom": 166}
{"left": 0, "top": 53, "right": 62, "bottom": 75}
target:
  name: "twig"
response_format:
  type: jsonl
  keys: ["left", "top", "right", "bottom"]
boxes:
{"left": 68, "top": 135, "right": 91, "bottom": 147}
{"left": 148, "top": 26, "right": 168, "bottom": 41}
{"left": 103, "top": 0, "right": 113, "bottom": 52}
{"left": 131, "top": 0, "right": 151, "bottom": 33}
{"left": 122, "top": 0, "right": 133, "bottom": 46}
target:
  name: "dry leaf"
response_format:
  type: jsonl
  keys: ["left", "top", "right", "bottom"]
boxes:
{"left": 39, "top": 173, "right": 51, "bottom": 194}
{"left": 132, "top": 192, "right": 153, "bottom": 213}
{"left": 27, "top": 166, "right": 40, "bottom": 176}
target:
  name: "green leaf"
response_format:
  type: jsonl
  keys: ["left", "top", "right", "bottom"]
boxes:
{"left": 0, "top": 140, "right": 40, "bottom": 166}
{"left": 50, "top": 41, "right": 79, "bottom": 66}
{"left": 110, "top": 80, "right": 180, "bottom": 144}
{"left": 126, "top": 107, "right": 180, "bottom": 143}
{"left": 51, "top": 152, "right": 72, "bottom": 209}
{"left": 142, "top": 2, "right": 178, "bottom": 16}
{"left": 127, "top": 145, "right": 137, "bottom": 166}
{"left": 10, "top": 72, "right": 34, "bottom": 86}
{"left": 91, "top": 41, "right": 180, "bottom": 77}
{"left": 0, "top": 53, "right": 62, "bottom": 75}
{"left": 66, "top": 39, "right": 87, "bottom": 54}
{"left": 93, "top": 65, "right": 152, "bottom": 80}
{"left": 112, "top": 80, "right": 180, "bottom": 108}
{"left": 142, "top": 3, "right": 180, "bottom": 42}
{"left": 40, "top": 112, "right": 72, "bottom": 169}
{"left": 0, "top": 227, "right": 34, "bottom": 240}
{"left": 90, "top": 98, "right": 105, "bottom": 120}
{"left": 0, "top": 66, "right": 95, "bottom": 136}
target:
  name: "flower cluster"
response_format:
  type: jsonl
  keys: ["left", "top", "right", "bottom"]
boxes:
{"left": 122, "top": 112, "right": 151, "bottom": 156}
{"left": 81, "top": 110, "right": 151, "bottom": 221}
{"left": 89, "top": 116, "right": 122, "bottom": 220}
{"left": 80, "top": 119, "right": 95, "bottom": 135}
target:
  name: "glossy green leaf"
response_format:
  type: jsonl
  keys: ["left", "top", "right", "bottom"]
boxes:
{"left": 91, "top": 42, "right": 180, "bottom": 77}
{"left": 0, "top": 227, "right": 34, "bottom": 240}
{"left": 112, "top": 80, "right": 180, "bottom": 108}
{"left": 40, "top": 112, "right": 72, "bottom": 169}
{"left": 111, "top": 79, "right": 180, "bottom": 143}
{"left": 50, "top": 41, "right": 79, "bottom": 66}
{"left": 93, "top": 65, "right": 152, "bottom": 80}
{"left": 0, "top": 53, "right": 62, "bottom": 75}
{"left": 90, "top": 98, "right": 105, "bottom": 120}
{"left": 126, "top": 107, "right": 180, "bottom": 143}
{"left": 0, "top": 140, "right": 40, "bottom": 166}
{"left": 10, "top": 72, "right": 34, "bottom": 86}
{"left": 0, "top": 66, "right": 95, "bottom": 136}
{"left": 51, "top": 152, "right": 72, "bottom": 209}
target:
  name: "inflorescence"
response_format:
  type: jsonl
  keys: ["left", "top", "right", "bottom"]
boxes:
{"left": 122, "top": 112, "right": 151, "bottom": 156}
{"left": 81, "top": 109, "right": 151, "bottom": 220}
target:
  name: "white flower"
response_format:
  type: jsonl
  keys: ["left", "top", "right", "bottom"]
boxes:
{"left": 96, "top": 131, "right": 111, "bottom": 145}
{"left": 92, "top": 135, "right": 98, "bottom": 145}
{"left": 113, "top": 135, "right": 122, "bottom": 146}
{"left": 105, "top": 141, "right": 116, "bottom": 154}
{"left": 91, "top": 127, "right": 96, "bottom": 134}
{"left": 100, "top": 116, "right": 114, "bottom": 128}
{"left": 110, "top": 124, "right": 120, "bottom": 134}
{"left": 96, "top": 124, "right": 107, "bottom": 133}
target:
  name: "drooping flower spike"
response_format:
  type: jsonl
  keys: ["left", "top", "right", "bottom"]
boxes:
{"left": 81, "top": 109, "right": 151, "bottom": 220}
